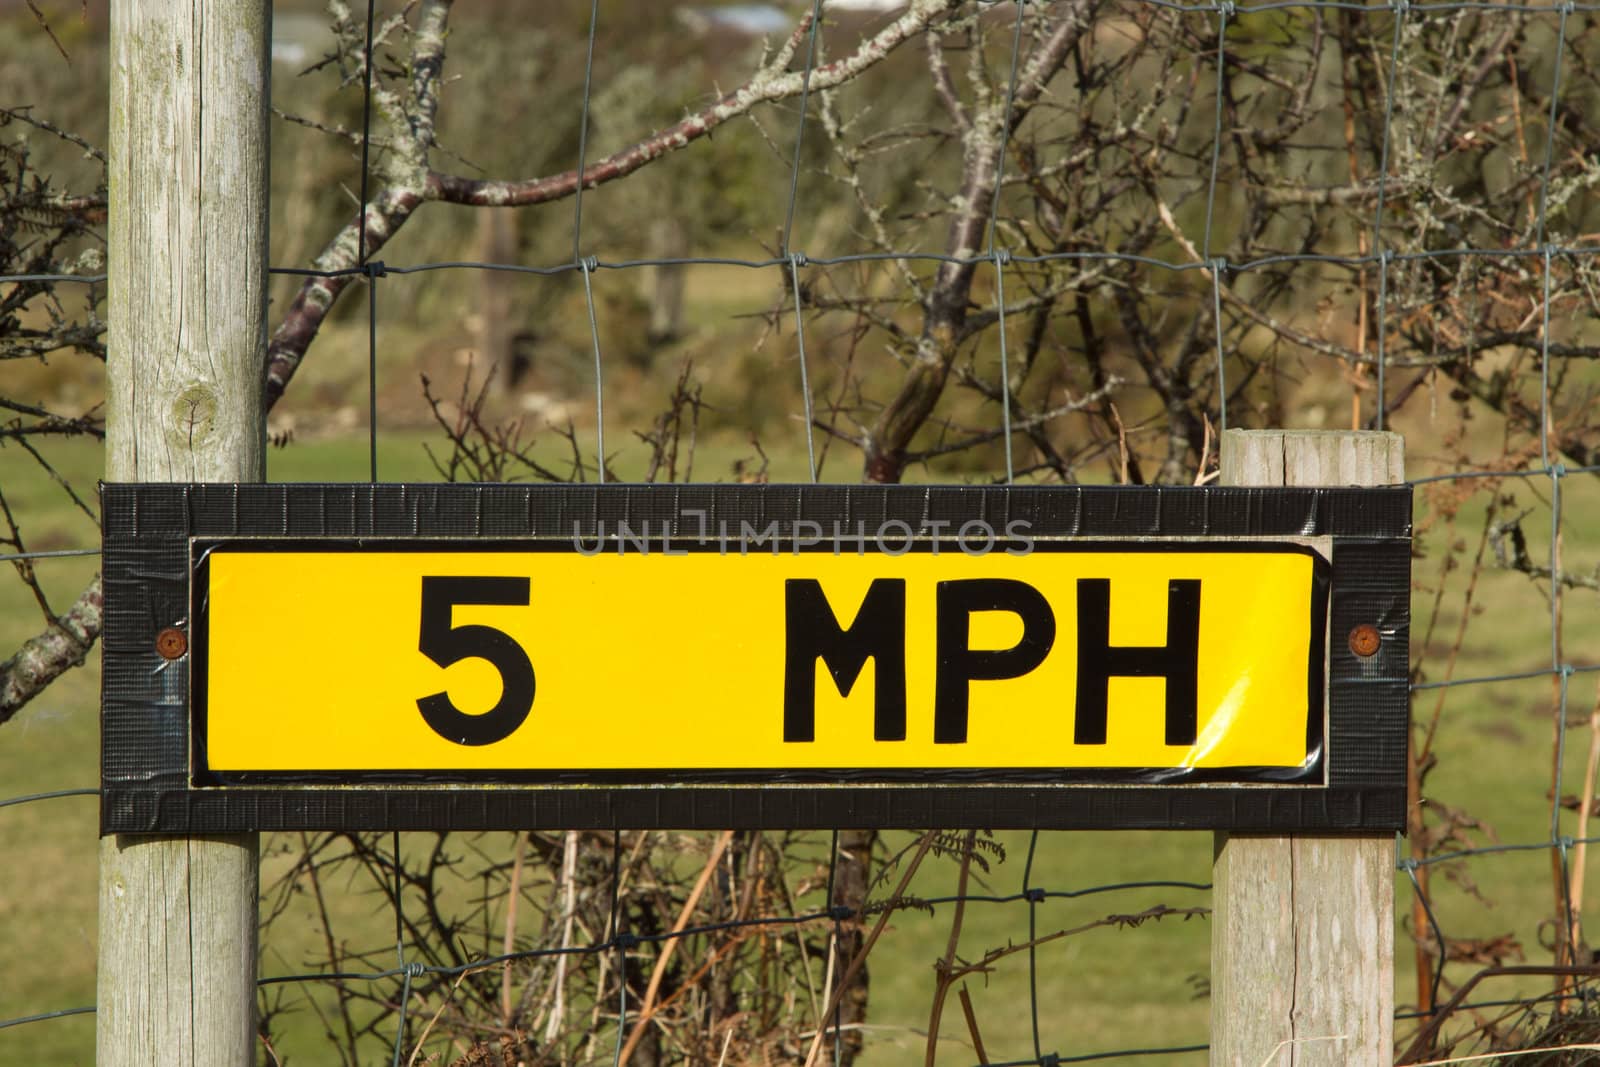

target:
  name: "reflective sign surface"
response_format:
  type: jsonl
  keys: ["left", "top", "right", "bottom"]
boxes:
{"left": 197, "top": 540, "right": 1327, "bottom": 780}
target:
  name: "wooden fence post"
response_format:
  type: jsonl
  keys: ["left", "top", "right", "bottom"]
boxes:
{"left": 99, "top": 1, "right": 268, "bottom": 1063}
{"left": 1211, "top": 429, "right": 1402, "bottom": 1067}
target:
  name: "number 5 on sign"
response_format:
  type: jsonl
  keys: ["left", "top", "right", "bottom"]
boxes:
{"left": 416, "top": 577, "right": 534, "bottom": 746}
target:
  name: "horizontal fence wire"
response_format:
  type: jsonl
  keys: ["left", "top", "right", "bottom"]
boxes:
{"left": 0, "top": 789, "right": 97, "bottom": 811}
{"left": 0, "top": 548, "right": 99, "bottom": 563}
{"left": 4, "top": 0, "right": 1600, "bottom": 1061}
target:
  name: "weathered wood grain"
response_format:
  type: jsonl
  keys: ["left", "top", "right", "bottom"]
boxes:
{"left": 101, "top": 1, "right": 267, "bottom": 1062}
{"left": 1211, "top": 428, "right": 1401, "bottom": 1067}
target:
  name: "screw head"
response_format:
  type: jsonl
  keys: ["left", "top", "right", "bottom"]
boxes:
{"left": 155, "top": 627, "right": 188, "bottom": 660}
{"left": 1348, "top": 624, "right": 1381, "bottom": 658}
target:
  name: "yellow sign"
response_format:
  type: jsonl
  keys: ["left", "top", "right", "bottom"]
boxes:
{"left": 196, "top": 541, "right": 1326, "bottom": 778}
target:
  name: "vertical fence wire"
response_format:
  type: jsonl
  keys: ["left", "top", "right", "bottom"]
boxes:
{"left": 609, "top": 833, "right": 627, "bottom": 1067}
{"left": 359, "top": 0, "right": 381, "bottom": 483}
{"left": 782, "top": 0, "right": 824, "bottom": 484}
{"left": 7, "top": 0, "right": 1600, "bottom": 1062}
{"left": 1022, "top": 831, "right": 1044, "bottom": 1065}
{"left": 825, "top": 830, "right": 845, "bottom": 1067}
{"left": 1202, "top": 1, "right": 1231, "bottom": 437}
{"left": 987, "top": 0, "right": 1029, "bottom": 484}
{"left": 576, "top": 0, "right": 606, "bottom": 483}
{"left": 1368, "top": 0, "right": 1406, "bottom": 431}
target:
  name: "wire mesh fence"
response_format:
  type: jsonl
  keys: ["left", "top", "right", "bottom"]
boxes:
{"left": 3, "top": 0, "right": 1600, "bottom": 1062}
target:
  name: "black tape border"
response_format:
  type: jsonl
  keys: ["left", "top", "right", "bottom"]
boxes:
{"left": 101, "top": 482, "right": 1410, "bottom": 833}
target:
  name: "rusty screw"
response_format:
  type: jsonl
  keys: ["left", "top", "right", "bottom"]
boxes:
{"left": 155, "top": 626, "right": 188, "bottom": 661}
{"left": 1348, "top": 623, "right": 1381, "bottom": 658}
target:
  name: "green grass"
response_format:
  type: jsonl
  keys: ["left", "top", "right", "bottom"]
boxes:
{"left": 0, "top": 437, "right": 105, "bottom": 1067}
{"left": 2, "top": 432, "right": 1599, "bottom": 1065}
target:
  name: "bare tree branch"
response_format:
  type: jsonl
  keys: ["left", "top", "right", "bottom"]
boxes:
{"left": 425, "top": 0, "right": 965, "bottom": 209}
{"left": 0, "top": 579, "right": 100, "bottom": 724}
{"left": 263, "top": 0, "right": 451, "bottom": 407}
{"left": 865, "top": 0, "right": 1093, "bottom": 483}
{"left": 266, "top": 0, "right": 962, "bottom": 409}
